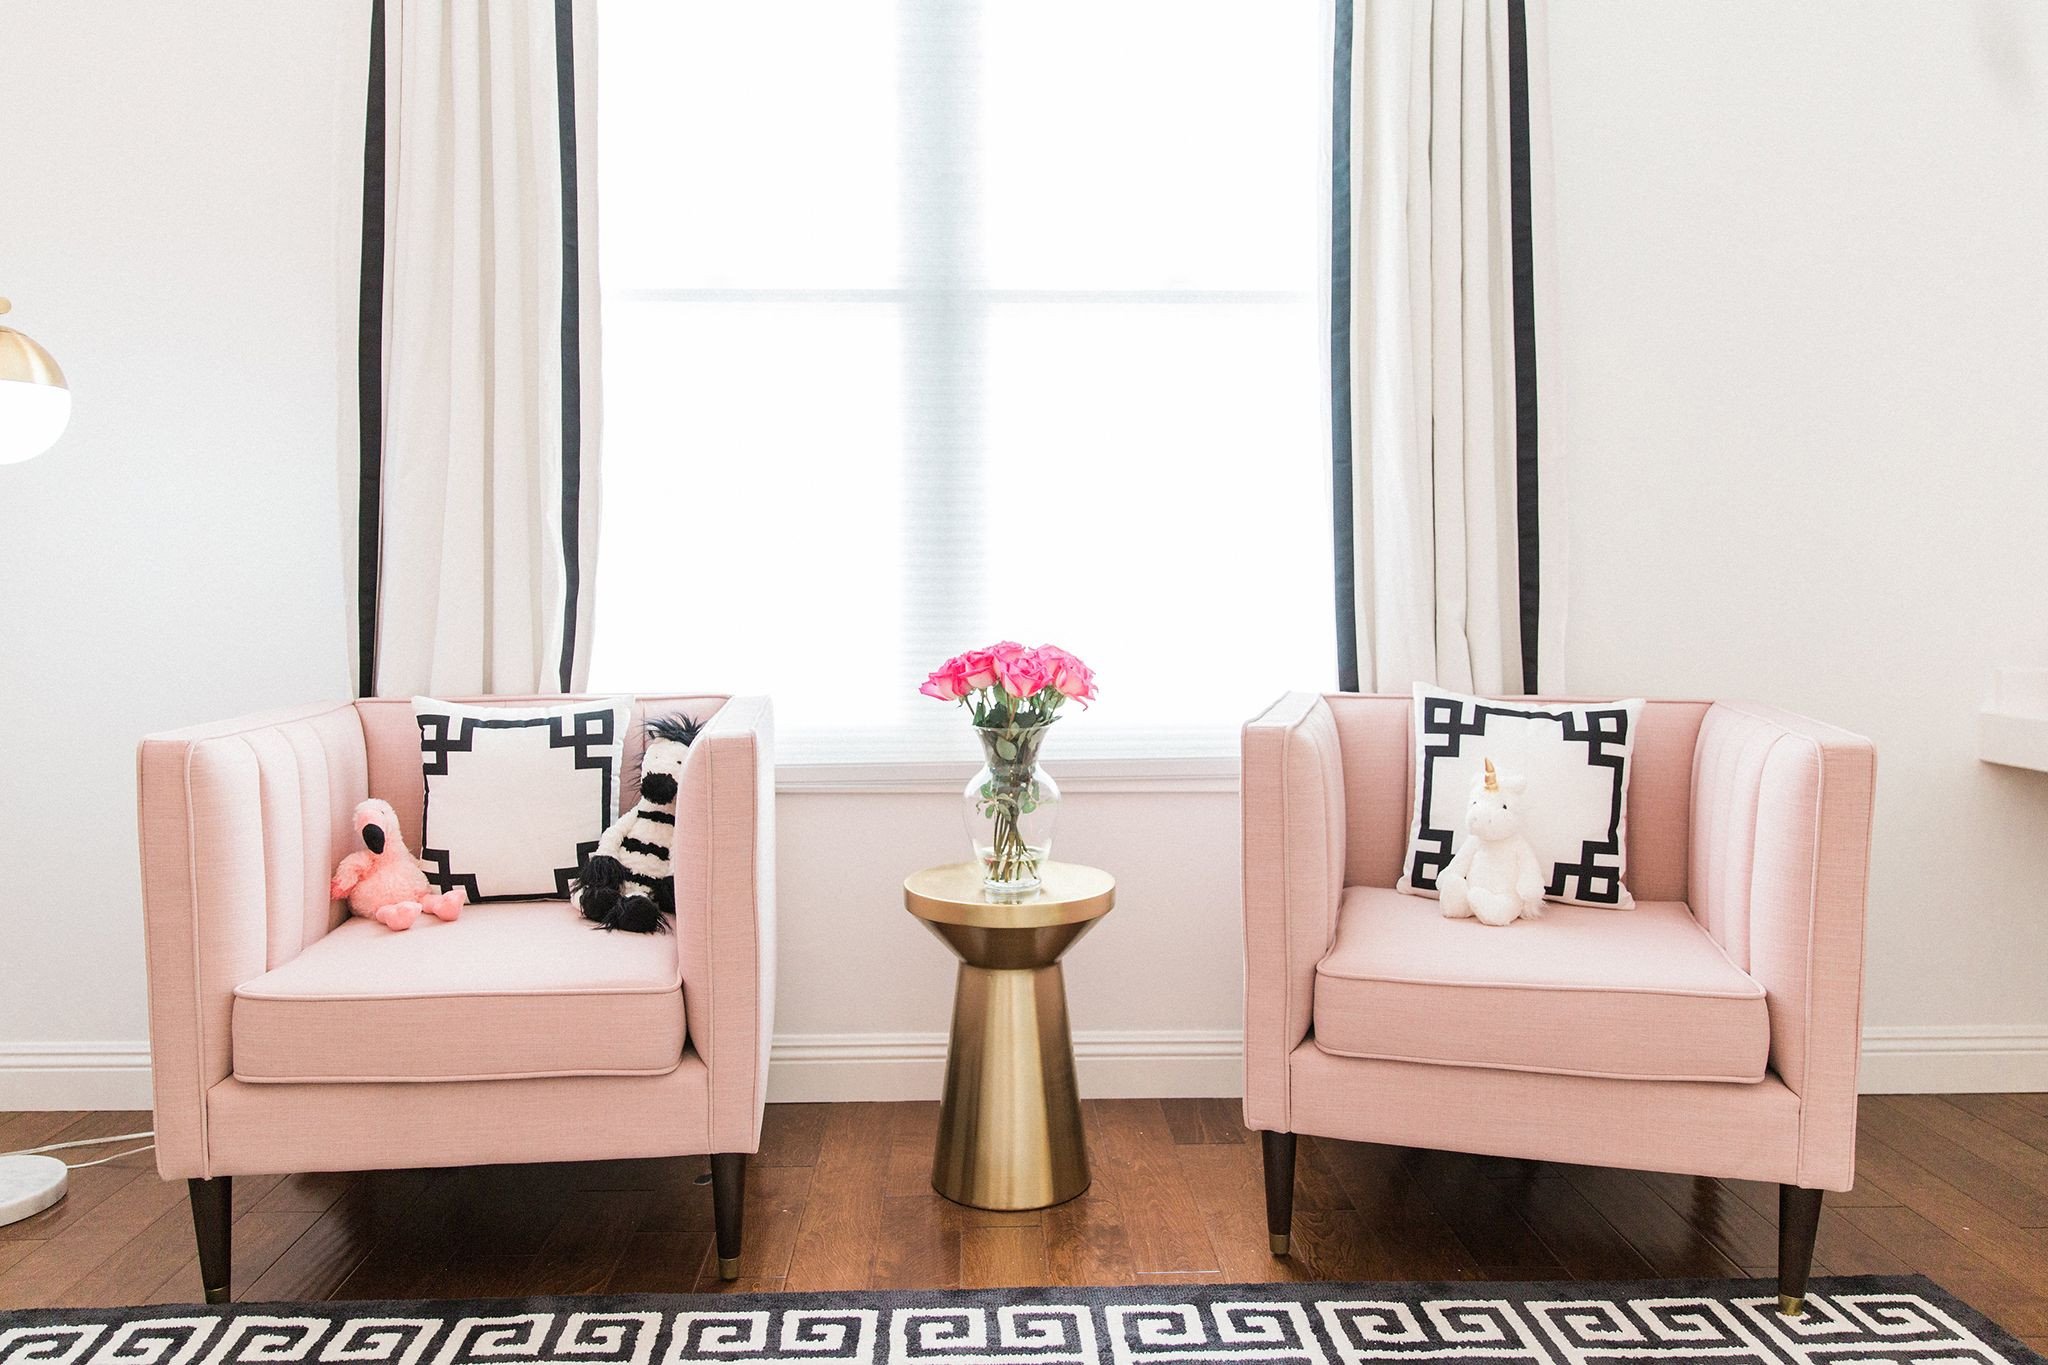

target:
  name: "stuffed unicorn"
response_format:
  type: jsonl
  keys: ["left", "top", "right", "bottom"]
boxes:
{"left": 1438, "top": 758, "right": 1545, "bottom": 927}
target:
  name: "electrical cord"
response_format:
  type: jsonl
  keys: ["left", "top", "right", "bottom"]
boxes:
{"left": 1, "top": 1130, "right": 156, "bottom": 1168}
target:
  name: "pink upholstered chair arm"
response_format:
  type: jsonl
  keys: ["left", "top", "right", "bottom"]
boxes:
{"left": 1691, "top": 702, "right": 1876, "bottom": 1190}
{"left": 1241, "top": 691, "right": 1348, "bottom": 1134}
{"left": 136, "top": 701, "right": 369, "bottom": 1179}
{"left": 674, "top": 694, "right": 776, "bottom": 1154}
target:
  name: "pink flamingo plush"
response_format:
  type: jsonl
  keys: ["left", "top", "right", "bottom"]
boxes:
{"left": 328, "top": 798, "right": 465, "bottom": 931}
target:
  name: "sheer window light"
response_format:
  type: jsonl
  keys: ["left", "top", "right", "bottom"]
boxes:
{"left": 593, "top": 1, "right": 1334, "bottom": 764}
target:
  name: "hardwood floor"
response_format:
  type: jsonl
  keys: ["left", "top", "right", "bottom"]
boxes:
{"left": 5, "top": 1095, "right": 2048, "bottom": 1351}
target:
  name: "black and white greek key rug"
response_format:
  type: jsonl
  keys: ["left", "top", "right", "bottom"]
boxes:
{"left": 0, "top": 1276, "right": 2038, "bottom": 1365}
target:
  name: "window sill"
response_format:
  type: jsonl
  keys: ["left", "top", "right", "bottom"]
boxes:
{"left": 774, "top": 755, "right": 1241, "bottom": 795}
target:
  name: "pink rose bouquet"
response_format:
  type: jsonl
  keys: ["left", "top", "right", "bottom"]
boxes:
{"left": 919, "top": 641, "right": 1097, "bottom": 727}
{"left": 920, "top": 642, "right": 1097, "bottom": 892}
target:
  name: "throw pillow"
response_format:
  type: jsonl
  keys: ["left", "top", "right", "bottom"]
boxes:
{"left": 412, "top": 696, "right": 634, "bottom": 902}
{"left": 1396, "top": 684, "right": 1646, "bottom": 909}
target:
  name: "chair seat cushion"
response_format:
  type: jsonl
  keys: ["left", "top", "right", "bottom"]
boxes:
{"left": 233, "top": 901, "right": 684, "bottom": 1083}
{"left": 1312, "top": 887, "right": 1768, "bottom": 1082}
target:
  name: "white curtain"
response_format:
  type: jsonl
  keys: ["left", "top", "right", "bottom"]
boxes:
{"left": 1337, "top": 0, "right": 1567, "bottom": 695}
{"left": 352, "top": 0, "right": 601, "bottom": 698}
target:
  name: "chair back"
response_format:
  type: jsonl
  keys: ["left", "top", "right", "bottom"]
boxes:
{"left": 353, "top": 693, "right": 730, "bottom": 852}
{"left": 1324, "top": 694, "right": 1711, "bottom": 902}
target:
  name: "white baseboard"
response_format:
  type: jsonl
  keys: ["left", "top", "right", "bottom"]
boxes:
{"left": 766, "top": 1030, "right": 1243, "bottom": 1103}
{"left": 3, "top": 1027, "right": 2042, "bottom": 1111}
{"left": 0, "top": 1043, "right": 154, "bottom": 1111}
{"left": 1855, "top": 1026, "right": 2048, "bottom": 1094}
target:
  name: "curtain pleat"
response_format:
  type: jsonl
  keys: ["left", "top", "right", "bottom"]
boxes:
{"left": 352, "top": 0, "right": 599, "bottom": 698}
{"left": 1334, "top": 0, "right": 1565, "bottom": 696}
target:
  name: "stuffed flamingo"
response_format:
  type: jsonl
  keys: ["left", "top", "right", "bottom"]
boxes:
{"left": 329, "top": 798, "right": 466, "bottom": 931}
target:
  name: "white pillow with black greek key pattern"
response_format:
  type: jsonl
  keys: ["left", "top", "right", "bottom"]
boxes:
{"left": 1396, "top": 684, "right": 1646, "bottom": 909}
{"left": 412, "top": 696, "right": 633, "bottom": 902}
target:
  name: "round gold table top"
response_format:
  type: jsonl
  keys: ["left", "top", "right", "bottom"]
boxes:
{"left": 903, "top": 861, "right": 1115, "bottom": 929}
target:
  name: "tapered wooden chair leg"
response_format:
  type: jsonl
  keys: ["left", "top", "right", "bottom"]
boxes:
{"left": 711, "top": 1154, "right": 747, "bottom": 1281}
{"left": 1778, "top": 1185, "right": 1824, "bottom": 1315}
{"left": 188, "top": 1177, "right": 232, "bottom": 1305}
{"left": 1262, "top": 1131, "right": 1297, "bottom": 1256}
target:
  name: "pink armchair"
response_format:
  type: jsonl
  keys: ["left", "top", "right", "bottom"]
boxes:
{"left": 1242, "top": 694, "right": 1874, "bottom": 1314}
{"left": 136, "top": 693, "right": 774, "bottom": 1301}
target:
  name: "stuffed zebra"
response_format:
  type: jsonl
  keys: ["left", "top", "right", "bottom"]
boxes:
{"left": 573, "top": 714, "right": 704, "bottom": 932}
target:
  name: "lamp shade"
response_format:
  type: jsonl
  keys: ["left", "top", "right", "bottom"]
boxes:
{"left": 0, "top": 298, "right": 69, "bottom": 464}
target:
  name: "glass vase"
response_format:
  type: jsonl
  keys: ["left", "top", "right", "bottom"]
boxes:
{"left": 963, "top": 724, "right": 1061, "bottom": 894}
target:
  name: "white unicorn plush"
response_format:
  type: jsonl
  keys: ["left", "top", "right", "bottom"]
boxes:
{"left": 1438, "top": 758, "right": 1546, "bottom": 926}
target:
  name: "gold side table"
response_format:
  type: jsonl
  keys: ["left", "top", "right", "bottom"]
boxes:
{"left": 904, "top": 861, "right": 1115, "bottom": 1211}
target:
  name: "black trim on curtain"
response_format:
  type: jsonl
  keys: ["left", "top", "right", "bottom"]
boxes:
{"left": 553, "top": 0, "right": 584, "bottom": 695}
{"left": 355, "top": 0, "right": 387, "bottom": 699}
{"left": 1329, "top": 0, "right": 1358, "bottom": 694}
{"left": 1507, "top": 0, "right": 1542, "bottom": 694}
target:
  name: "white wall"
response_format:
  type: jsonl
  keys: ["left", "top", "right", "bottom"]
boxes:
{"left": 0, "top": 3, "right": 363, "bottom": 1105}
{"left": 6, "top": 2, "right": 2048, "bottom": 1109}
{"left": 1548, "top": 2, "right": 2048, "bottom": 1089}
{"left": 767, "top": 782, "right": 1242, "bottom": 1102}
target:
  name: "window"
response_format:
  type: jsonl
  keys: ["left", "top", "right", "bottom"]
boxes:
{"left": 594, "top": 2, "right": 1334, "bottom": 764}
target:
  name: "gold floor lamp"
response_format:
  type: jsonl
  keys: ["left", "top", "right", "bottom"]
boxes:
{"left": 0, "top": 297, "right": 69, "bottom": 465}
{"left": 0, "top": 294, "right": 72, "bottom": 1227}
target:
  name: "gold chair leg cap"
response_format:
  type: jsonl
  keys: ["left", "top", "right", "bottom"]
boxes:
{"left": 1778, "top": 1294, "right": 1805, "bottom": 1317}
{"left": 1270, "top": 1234, "right": 1291, "bottom": 1257}
{"left": 717, "top": 1255, "right": 742, "bottom": 1281}
{"left": 203, "top": 1286, "right": 230, "bottom": 1306}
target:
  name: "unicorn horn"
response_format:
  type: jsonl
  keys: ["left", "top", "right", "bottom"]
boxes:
{"left": 1484, "top": 758, "right": 1499, "bottom": 792}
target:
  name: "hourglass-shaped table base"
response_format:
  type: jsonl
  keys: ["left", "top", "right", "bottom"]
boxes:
{"left": 903, "top": 862, "right": 1116, "bottom": 1211}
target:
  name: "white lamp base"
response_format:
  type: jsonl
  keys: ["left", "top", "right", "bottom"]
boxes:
{"left": 0, "top": 1154, "right": 68, "bottom": 1227}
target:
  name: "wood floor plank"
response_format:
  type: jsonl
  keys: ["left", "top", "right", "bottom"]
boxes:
{"left": 0, "top": 1112, "right": 91, "bottom": 1155}
{"left": 325, "top": 1170, "right": 469, "bottom": 1302}
{"left": 412, "top": 1254, "right": 541, "bottom": 1301}
{"left": 785, "top": 1103, "right": 894, "bottom": 1290}
{"left": 238, "top": 1185, "right": 375, "bottom": 1302}
{"left": 1950, "top": 1093, "right": 2048, "bottom": 1156}
{"left": 1837, "top": 1203, "right": 2048, "bottom": 1335}
{"left": 1635, "top": 1172, "right": 1784, "bottom": 1275}
{"left": 708, "top": 1162, "right": 811, "bottom": 1286}
{"left": 1861, "top": 1097, "right": 2048, "bottom": 1229}
{"left": 1308, "top": 1140, "right": 1477, "bottom": 1280}
{"left": 1161, "top": 1100, "right": 1208, "bottom": 1146}
{"left": 0, "top": 1167, "right": 187, "bottom": 1307}
{"left": 756, "top": 1103, "right": 831, "bottom": 1169}
{"left": 0, "top": 1166, "right": 145, "bottom": 1246}
{"left": 1851, "top": 1128, "right": 2048, "bottom": 1291}
{"left": 1877, "top": 1095, "right": 2048, "bottom": 1226}
{"left": 690, "top": 1275, "right": 784, "bottom": 1296}
{"left": 6, "top": 1095, "right": 2048, "bottom": 1305}
{"left": 872, "top": 1195, "right": 960, "bottom": 1290}
{"left": 143, "top": 1207, "right": 334, "bottom": 1306}
{"left": 1161, "top": 1099, "right": 1244, "bottom": 1147}
{"left": 1414, "top": 1150, "right": 1564, "bottom": 1276}
{"left": 1560, "top": 1166, "right": 1744, "bottom": 1279}
{"left": 1085, "top": 1100, "right": 1219, "bottom": 1274}
{"left": 528, "top": 1189, "right": 647, "bottom": 1297}
{"left": 960, "top": 1224, "right": 1045, "bottom": 1288}
{"left": 1041, "top": 1195, "right": 1138, "bottom": 1286}
{"left": 1514, "top": 1177, "right": 1657, "bottom": 1281}
{"left": 1174, "top": 1142, "right": 1318, "bottom": 1284}
{"left": 883, "top": 1101, "right": 941, "bottom": 1199}
{"left": 600, "top": 1227, "right": 715, "bottom": 1296}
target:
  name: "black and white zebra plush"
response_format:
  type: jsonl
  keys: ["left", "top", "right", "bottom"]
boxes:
{"left": 573, "top": 714, "right": 703, "bottom": 932}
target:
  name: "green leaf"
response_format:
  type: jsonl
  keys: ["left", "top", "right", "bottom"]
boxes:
{"left": 1020, "top": 797, "right": 1037, "bottom": 814}
{"left": 996, "top": 737, "right": 1018, "bottom": 761}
